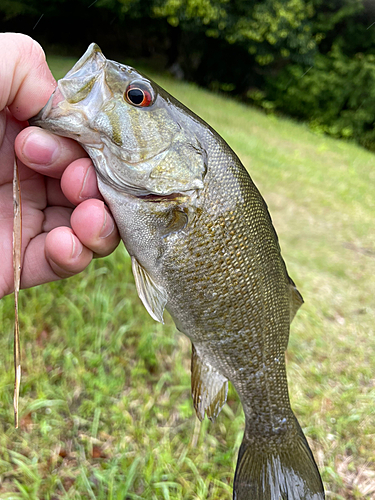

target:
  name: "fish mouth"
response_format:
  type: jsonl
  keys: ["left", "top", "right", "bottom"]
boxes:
{"left": 137, "top": 192, "right": 185, "bottom": 202}
{"left": 64, "top": 43, "right": 105, "bottom": 78}
{"left": 29, "top": 87, "right": 96, "bottom": 143}
{"left": 30, "top": 86, "right": 65, "bottom": 126}
{"left": 57, "top": 43, "right": 106, "bottom": 105}
{"left": 31, "top": 44, "right": 105, "bottom": 127}
{"left": 31, "top": 43, "right": 105, "bottom": 119}
{"left": 30, "top": 44, "right": 107, "bottom": 145}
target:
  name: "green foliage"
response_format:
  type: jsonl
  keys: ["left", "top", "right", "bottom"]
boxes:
{"left": 153, "top": 0, "right": 226, "bottom": 26}
{"left": 96, "top": 0, "right": 144, "bottom": 19}
{"left": 151, "top": 0, "right": 317, "bottom": 65}
{"left": 225, "top": 0, "right": 316, "bottom": 65}
{"left": 264, "top": 44, "right": 375, "bottom": 149}
{"left": 0, "top": 0, "right": 36, "bottom": 19}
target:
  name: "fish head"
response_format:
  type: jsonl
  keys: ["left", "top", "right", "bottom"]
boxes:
{"left": 32, "top": 43, "right": 206, "bottom": 196}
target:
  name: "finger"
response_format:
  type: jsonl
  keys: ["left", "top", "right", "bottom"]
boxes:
{"left": 0, "top": 33, "right": 56, "bottom": 120}
{"left": 43, "top": 199, "right": 119, "bottom": 257}
{"left": 70, "top": 199, "right": 120, "bottom": 257}
{"left": 45, "top": 177, "right": 75, "bottom": 208}
{"left": 42, "top": 206, "right": 72, "bottom": 232}
{"left": 15, "top": 127, "right": 87, "bottom": 178}
{"left": 21, "top": 227, "right": 93, "bottom": 289}
{"left": 61, "top": 158, "right": 103, "bottom": 205}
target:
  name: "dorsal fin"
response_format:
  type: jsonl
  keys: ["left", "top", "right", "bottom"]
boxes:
{"left": 131, "top": 256, "right": 168, "bottom": 323}
{"left": 289, "top": 277, "right": 304, "bottom": 323}
{"left": 191, "top": 344, "right": 228, "bottom": 422}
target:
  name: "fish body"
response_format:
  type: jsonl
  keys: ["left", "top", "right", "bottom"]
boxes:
{"left": 31, "top": 44, "right": 325, "bottom": 499}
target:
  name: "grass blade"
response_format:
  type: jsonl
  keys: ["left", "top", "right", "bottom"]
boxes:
{"left": 13, "top": 154, "right": 22, "bottom": 429}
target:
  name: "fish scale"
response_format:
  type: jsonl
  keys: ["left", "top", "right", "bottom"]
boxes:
{"left": 31, "top": 43, "right": 325, "bottom": 500}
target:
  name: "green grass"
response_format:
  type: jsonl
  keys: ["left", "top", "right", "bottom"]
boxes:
{"left": 0, "top": 54, "right": 374, "bottom": 499}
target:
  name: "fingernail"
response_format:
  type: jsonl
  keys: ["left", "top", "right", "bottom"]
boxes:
{"left": 79, "top": 164, "right": 96, "bottom": 200}
{"left": 23, "top": 131, "right": 60, "bottom": 165}
{"left": 100, "top": 206, "right": 115, "bottom": 239}
{"left": 70, "top": 233, "right": 83, "bottom": 259}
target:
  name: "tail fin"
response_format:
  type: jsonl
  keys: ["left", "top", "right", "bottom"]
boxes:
{"left": 233, "top": 421, "right": 325, "bottom": 500}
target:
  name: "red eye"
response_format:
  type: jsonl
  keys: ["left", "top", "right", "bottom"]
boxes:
{"left": 125, "top": 82, "right": 154, "bottom": 107}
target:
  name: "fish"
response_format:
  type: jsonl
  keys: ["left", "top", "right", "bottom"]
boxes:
{"left": 31, "top": 43, "right": 325, "bottom": 500}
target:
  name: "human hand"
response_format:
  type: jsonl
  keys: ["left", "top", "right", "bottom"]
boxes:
{"left": 0, "top": 33, "right": 120, "bottom": 299}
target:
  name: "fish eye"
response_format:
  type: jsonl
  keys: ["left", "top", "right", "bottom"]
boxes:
{"left": 125, "top": 81, "right": 154, "bottom": 107}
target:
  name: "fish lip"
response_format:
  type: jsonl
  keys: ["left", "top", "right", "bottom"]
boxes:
{"left": 29, "top": 95, "right": 51, "bottom": 126}
{"left": 136, "top": 192, "right": 187, "bottom": 202}
{"left": 29, "top": 86, "right": 64, "bottom": 126}
{"left": 64, "top": 43, "right": 105, "bottom": 78}
{"left": 57, "top": 43, "right": 106, "bottom": 104}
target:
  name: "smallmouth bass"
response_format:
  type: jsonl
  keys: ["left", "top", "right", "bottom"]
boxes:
{"left": 31, "top": 44, "right": 325, "bottom": 500}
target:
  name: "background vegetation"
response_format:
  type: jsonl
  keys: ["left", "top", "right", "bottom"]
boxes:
{"left": 0, "top": 55, "right": 374, "bottom": 500}
{"left": 1, "top": 0, "right": 375, "bottom": 149}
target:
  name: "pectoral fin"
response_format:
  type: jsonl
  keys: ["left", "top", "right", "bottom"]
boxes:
{"left": 191, "top": 344, "right": 228, "bottom": 422}
{"left": 160, "top": 209, "right": 188, "bottom": 238}
{"left": 131, "top": 257, "right": 168, "bottom": 323}
{"left": 289, "top": 277, "right": 304, "bottom": 323}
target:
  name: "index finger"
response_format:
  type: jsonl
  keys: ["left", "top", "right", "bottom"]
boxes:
{"left": 0, "top": 33, "right": 56, "bottom": 120}
{"left": 14, "top": 126, "right": 87, "bottom": 179}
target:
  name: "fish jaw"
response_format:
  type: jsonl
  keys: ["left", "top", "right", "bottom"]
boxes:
{"left": 30, "top": 87, "right": 99, "bottom": 147}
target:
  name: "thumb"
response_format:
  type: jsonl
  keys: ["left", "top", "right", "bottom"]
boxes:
{"left": 0, "top": 33, "right": 56, "bottom": 121}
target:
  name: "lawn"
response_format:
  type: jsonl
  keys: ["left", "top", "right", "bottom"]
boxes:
{"left": 0, "top": 53, "right": 374, "bottom": 499}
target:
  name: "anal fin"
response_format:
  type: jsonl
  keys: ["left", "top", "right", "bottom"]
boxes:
{"left": 131, "top": 256, "right": 168, "bottom": 323}
{"left": 191, "top": 344, "right": 228, "bottom": 422}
